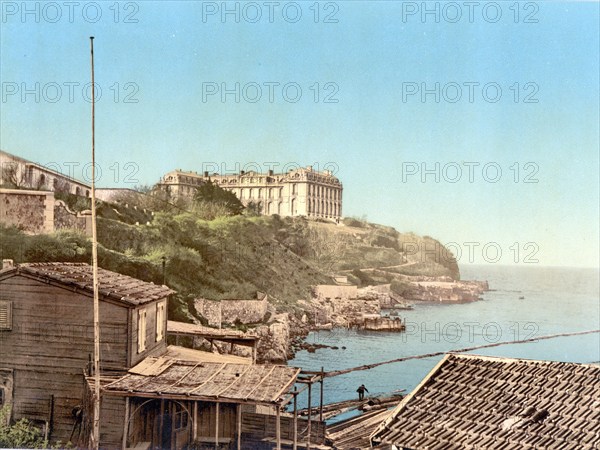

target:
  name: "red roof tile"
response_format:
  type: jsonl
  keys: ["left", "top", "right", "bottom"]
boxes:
{"left": 371, "top": 353, "right": 600, "bottom": 449}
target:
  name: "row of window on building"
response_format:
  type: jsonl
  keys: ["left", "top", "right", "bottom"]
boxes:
{"left": 307, "top": 199, "right": 341, "bottom": 218}
{"left": 234, "top": 185, "right": 341, "bottom": 200}
{"left": 3, "top": 164, "right": 90, "bottom": 197}
{"left": 308, "top": 184, "right": 341, "bottom": 200}
{"left": 258, "top": 198, "right": 340, "bottom": 217}
{"left": 237, "top": 186, "right": 283, "bottom": 200}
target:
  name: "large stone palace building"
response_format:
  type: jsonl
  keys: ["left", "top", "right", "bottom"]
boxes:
{"left": 156, "top": 166, "right": 343, "bottom": 220}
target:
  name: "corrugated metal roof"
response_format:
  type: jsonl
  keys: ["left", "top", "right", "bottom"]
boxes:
{"left": 9, "top": 262, "right": 174, "bottom": 305}
{"left": 103, "top": 359, "right": 300, "bottom": 405}
{"left": 371, "top": 354, "right": 600, "bottom": 449}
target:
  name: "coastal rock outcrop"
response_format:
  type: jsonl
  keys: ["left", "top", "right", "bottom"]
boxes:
{"left": 402, "top": 278, "right": 489, "bottom": 303}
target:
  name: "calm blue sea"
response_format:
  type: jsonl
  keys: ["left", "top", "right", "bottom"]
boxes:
{"left": 289, "top": 265, "right": 600, "bottom": 416}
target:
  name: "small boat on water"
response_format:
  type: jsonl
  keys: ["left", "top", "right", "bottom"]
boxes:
{"left": 389, "top": 302, "right": 414, "bottom": 310}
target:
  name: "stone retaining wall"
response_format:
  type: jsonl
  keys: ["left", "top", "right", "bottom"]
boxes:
{"left": 0, "top": 189, "right": 53, "bottom": 233}
{"left": 0, "top": 189, "right": 91, "bottom": 235}
{"left": 194, "top": 293, "right": 269, "bottom": 327}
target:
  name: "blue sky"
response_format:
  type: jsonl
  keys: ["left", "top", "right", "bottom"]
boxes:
{"left": 1, "top": 1, "right": 598, "bottom": 268}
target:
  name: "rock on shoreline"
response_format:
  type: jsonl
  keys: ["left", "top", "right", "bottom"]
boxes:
{"left": 197, "top": 276, "right": 490, "bottom": 363}
{"left": 402, "top": 277, "right": 489, "bottom": 303}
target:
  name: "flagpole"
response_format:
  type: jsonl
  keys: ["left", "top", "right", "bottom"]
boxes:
{"left": 90, "top": 35, "right": 101, "bottom": 450}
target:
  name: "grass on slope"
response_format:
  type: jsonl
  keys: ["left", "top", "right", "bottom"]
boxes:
{"left": 0, "top": 201, "right": 460, "bottom": 322}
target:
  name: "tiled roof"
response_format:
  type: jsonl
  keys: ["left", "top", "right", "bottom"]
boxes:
{"left": 371, "top": 353, "right": 600, "bottom": 449}
{"left": 103, "top": 358, "right": 300, "bottom": 405}
{"left": 328, "top": 408, "right": 393, "bottom": 450}
{"left": 8, "top": 262, "right": 174, "bottom": 306}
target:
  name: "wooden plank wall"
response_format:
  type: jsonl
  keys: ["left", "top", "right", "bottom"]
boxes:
{"left": 242, "top": 411, "right": 326, "bottom": 443}
{"left": 195, "top": 402, "right": 236, "bottom": 439}
{"left": 99, "top": 395, "right": 127, "bottom": 448}
{"left": 129, "top": 302, "right": 167, "bottom": 367}
{"left": 0, "top": 275, "right": 129, "bottom": 443}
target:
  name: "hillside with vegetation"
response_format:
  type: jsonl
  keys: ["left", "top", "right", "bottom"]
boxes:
{"left": 0, "top": 188, "right": 459, "bottom": 323}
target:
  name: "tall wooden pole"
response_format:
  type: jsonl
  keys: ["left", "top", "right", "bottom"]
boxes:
{"left": 193, "top": 401, "right": 198, "bottom": 442}
{"left": 215, "top": 402, "right": 220, "bottom": 446}
{"left": 90, "top": 36, "right": 101, "bottom": 450}
{"left": 237, "top": 404, "right": 242, "bottom": 450}
{"left": 275, "top": 406, "right": 281, "bottom": 450}
{"left": 121, "top": 398, "right": 129, "bottom": 450}
{"left": 292, "top": 388, "right": 298, "bottom": 450}
{"left": 159, "top": 399, "right": 165, "bottom": 447}
{"left": 319, "top": 367, "right": 324, "bottom": 422}
{"left": 307, "top": 383, "right": 312, "bottom": 450}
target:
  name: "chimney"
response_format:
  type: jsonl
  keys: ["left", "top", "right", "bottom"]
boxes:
{"left": 204, "top": 171, "right": 209, "bottom": 177}
{"left": 268, "top": 169, "right": 274, "bottom": 176}
{"left": 2, "top": 259, "right": 14, "bottom": 270}
{"left": 241, "top": 170, "right": 245, "bottom": 175}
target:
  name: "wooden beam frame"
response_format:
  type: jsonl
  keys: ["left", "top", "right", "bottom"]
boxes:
{"left": 307, "top": 383, "right": 312, "bottom": 450}
{"left": 276, "top": 406, "right": 281, "bottom": 450}
{"left": 170, "top": 402, "right": 176, "bottom": 450}
{"left": 104, "top": 390, "right": 286, "bottom": 407}
{"left": 319, "top": 367, "right": 324, "bottom": 423}
{"left": 215, "top": 402, "right": 220, "bottom": 446}
{"left": 237, "top": 404, "right": 242, "bottom": 450}
{"left": 168, "top": 332, "right": 258, "bottom": 347}
{"left": 121, "top": 397, "right": 129, "bottom": 450}
{"left": 193, "top": 401, "right": 198, "bottom": 442}
{"left": 293, "top": 388, "right": 298, "bottom": 450}
{"left": 159, "top": 399, "right": 164, "bottom": 448}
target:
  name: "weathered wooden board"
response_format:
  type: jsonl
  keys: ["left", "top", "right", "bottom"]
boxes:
{"left": 0, "top": 273, "right": 167, "bottom": 445}
{"left": 129, "top": 356, "right": 174, "bottom": 376}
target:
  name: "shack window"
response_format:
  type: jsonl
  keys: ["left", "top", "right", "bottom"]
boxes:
{"left": 0, "top": 301, "right": 12, "bottom": 331}
{"left": 174, "top": 403, "right": 188, "bottom": 430}
{"left": 156, "top": 302, "right": 165, "bottom": 342}
{"left": 137, "top": 309, "right": 147, "bottom": 353}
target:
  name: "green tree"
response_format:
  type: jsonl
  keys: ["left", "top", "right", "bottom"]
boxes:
{"left": 245, "top": 200, "right": 263, "bottom": 216}
{"left": 193, "top": 181, "right": 244, "bottom": 216}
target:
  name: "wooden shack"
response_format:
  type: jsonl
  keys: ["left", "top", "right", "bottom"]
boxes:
{"left": 0, "top": 262, "right": 174, "bottom": 444}
{"left": 0, "top": 261, "right": 328, "bottom": 449}
{"left": 99, "top": 357, "right": 327, "bottom": 450}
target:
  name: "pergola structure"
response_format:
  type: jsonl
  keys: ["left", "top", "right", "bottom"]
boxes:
{"left": 167, "top": 320, "right": 259, "bottom": 363}
{"left": 100, "top": 356, "right": 328, "bottom": 449}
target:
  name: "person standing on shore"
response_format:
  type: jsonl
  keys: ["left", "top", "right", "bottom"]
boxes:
{"left": 357, "top": 384, "right": 369, "bottom": 401}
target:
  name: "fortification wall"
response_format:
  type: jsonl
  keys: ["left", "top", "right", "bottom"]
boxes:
{"left": 0, "top": 189, "right": 53, "bottom": 234}
{"left": 0, "top": 189, "right": 90, "bottom": 235}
